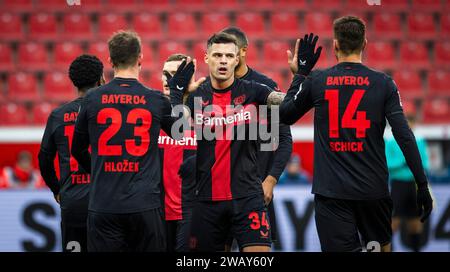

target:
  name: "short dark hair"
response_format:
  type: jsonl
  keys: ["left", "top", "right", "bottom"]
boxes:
{"left": 108, "top": 30, "right": 142, "bottom": 69}
{"left": 69, "top": 54, "right": 103, "bottom": 90}
{"left": 206, "top": 32, "right": 238, "bottom": 50}
{"left": 165, "top": 53, "right": 187, "bottom": 63}
{"left": 333, "top": 16, "right": 366, "bottom": 55}
{"left": 221, "top": 26, "right": 248, "bottom": 48}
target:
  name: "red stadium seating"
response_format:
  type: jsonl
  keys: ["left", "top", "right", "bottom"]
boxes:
{"left": 2, "top": 0, "right": 33, "bottom": 11}
{"left": 0, "top": 13, "right": 24, "bottom": 41}
{"left": 365, "top": 41, "right": 397, "bottom": 70}
{"left": 435, "top": 42, "right": 450, "bottom": 68}
{"left": 158, "top": 42, "right": 188, "bottom": 63}
{"left": 310, "top": 0, "right": 342, "bottom": 11}
{"left": 278, "top": 0, "right": 307, "bottom": 10}
{"left": 305, "top": 13, "right": 333, "bottom": 38}
{"left": 263, "top": 41, "right": 290, "bottom": 68}
{"left": 38, "top": 0, "right": 73, "bottom": 10}
{"left": 0, "top": 103, "right": 29, "bottom": 125}
{"left": 263, "top": 70, "right": 286, "bottom": 91}
{"left": 407, "top": 13, "right": 436, "bottom": 40}
{"left": 53, "top": 42, "right": 84, "bottom": 69}
{"left": 7, "top": 72, "right": 39, "bottom": 102}
{"left": 193, "top": 41, "right": 207, "bottom": 65}
{"left": 270, "top": 12, "right": 299, "bottom": 38}
{"left": 174, "top": 0, "right": 207, "bottom": 11}
{"left": 400, "top": 100, "right": 417, "bottom": 116}
{"left": 200, "top": 13, "right": 231, "bottom": 37}
{"left": 31, "top": 103, "right": 56, "bottom": 125}
{"left": 411, "top": 0, "right": 442, "bottom": 11}
{"left": 236, "top": 12, "right": 266, "bottom": 39}
{"left": 0, "top": 44, "right": 15, "bottom": 72}
{"left": 315, "top": 46, "right": 330, "bottom": 69}
{"left": 43, "top": 71, "right": 76, "bottom": 102}
{"left": 18, "top": 42, "right": 49, "bottom": 71}
{"left": 400, "top": 42, "right": 430, "bottom": 69}
{"left": 61, "top": 13, "right": 93, "bottom": 40}
{"left": 428, "top": 70, "right": 450, "bottom": 96}
{"left": 141, "top": 70, "right": 163, "bottom": 90}
{"left": 392, "top": 70, "right": 424, "bottom": 98}
{"left": 209, "top": 0, "right": 240, "bottom": 11}
{"left": 88, "top": 42, "right": 110, "bottom": 69}
{"left": 131, "top": 13, "right": 163, "bottom": 40}
{"left": 242, "top": 0, "right": 274, "bottom": 10}
{"left": 373, "top": 13, "right": 403, "bottom": 40}
{"left": 80, "top": 0, "right": 103, "bottom": 11}
{"left": 345, "top": 0, "right": 383, "bottom": 10}
{"left": 29, "top": 13, "right": 58, "bottom": 40}
{"left": 245, "top": 43, "right": 259, "bottom": 67}
{"left": 104, "top": 0, "right": 138, "bottom": 10}
{"left": 441, "top": 13, "right": 450, "bottom": 37}
{"left": 140, "top": 43, "right": 155, "bottom": 70}
{"left": 167, "top": 13, "right": 198, "bottom": 39}
{"left": 98, "top": 14, "right": 128, "bottom": 39}
{"left": 379, "top": 0, "right": 409, "bottom": 11}
{"left": 423, "top": 99, "right": 450, "bottom": 123}
{"left": 140, "top": 0, "right": 170, "bottom": 10}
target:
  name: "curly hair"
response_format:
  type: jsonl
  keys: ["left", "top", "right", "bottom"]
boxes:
{"left": 68, "top": 54, "right": 104, "bottom": 90}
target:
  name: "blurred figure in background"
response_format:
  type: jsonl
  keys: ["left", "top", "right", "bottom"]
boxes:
{"left": 278, "top": 155, "right": 311, "bottom": 185}
{"left": 0, "top": 151, "right": 43, "bottom": 189}
{"left": 386, "top": 114, "right": 430, "bottom": 252}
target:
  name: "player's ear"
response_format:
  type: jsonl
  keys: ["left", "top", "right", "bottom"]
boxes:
{"left": 240, "top": 46, "right": 248, "bottom": 58}
{"left": 138, "top": 53, "right": 143, "bottom": 68}
{"left": 362, "top": 39, "right": 368, "bottom": 52}
{"left": 333, "top": 39, "right": 339, "bottom": 53}
{"left": 204, "top": 53, "right": 208, "bottom": 64}
{"left": 108, "top": 57, "right": 114, "bottom": 68}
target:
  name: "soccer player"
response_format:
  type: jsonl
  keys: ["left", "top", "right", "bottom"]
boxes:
{"left": 386, "top": 114, "right": 429, "bottom": 252}
{"left": 280, "top": 17, "right": 433, "bottom": 252}
{"left": 220, "top": 26, "right": 293, "bottom": 249}
{"left": 38, "top": 54, "right": 104, "bottom": 252}
{"left": 169, "top": 33, "right": 286, "bottom": 252}
{"left": 71, "top": 31, "right": 176, "bottom": 252}
{"left": 159, "top": 53, "right": 198, "bottom": 252}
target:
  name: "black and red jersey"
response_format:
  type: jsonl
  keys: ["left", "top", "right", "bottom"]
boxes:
{"left": 72, "top": 77, "right": 175, "bottom": 213}
{"left": 39, "top": 97, "right": 90, "bottom": 211}
{"left": 186, "top": 78, "right": 273, "bottom": 201}
{"left": 280, "top": 62, "right": 428, "bottom": 200}
{"left": 158, "top": 129, "right": 196, "bottom": 220}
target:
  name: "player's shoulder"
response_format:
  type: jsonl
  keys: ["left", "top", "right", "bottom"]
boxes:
{"left": 50, "top": 97, "right": 83, "bottom": 120}
{"left": 246, "top": 68, "right": 277, "bottom": 89}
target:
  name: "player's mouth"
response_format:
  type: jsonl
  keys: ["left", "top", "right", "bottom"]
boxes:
{"left": 218, "top": 67, "right": 228, "bottom": 75}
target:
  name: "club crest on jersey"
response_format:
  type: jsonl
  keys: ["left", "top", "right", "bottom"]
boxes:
{"left": 233, "top": 95, "right": 246, "bottom": 105}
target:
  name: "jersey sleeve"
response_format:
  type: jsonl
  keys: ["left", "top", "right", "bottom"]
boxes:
{"left": 72, "top": 96, "right": 91, "bottom": 173}
{"left": 280, "top": 74, "right": 313, "bottom": 125}
{"left": 38, "top": 112, "right": 60, "bottom": 195}
{"left": 253, "top": 81, "right": 274, "bottom": 105}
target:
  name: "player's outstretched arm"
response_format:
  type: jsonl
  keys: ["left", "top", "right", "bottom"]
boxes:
{"left": 71, "top": 102, "right": 91, "bottom": 174}
{"left": 385, "top": 80, "right": 433, "bottom": 222}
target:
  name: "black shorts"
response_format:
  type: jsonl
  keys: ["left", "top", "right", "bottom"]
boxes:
{"left": 391, "top": 180, "right": 420, "bottom": 218}
{"left": 61, "top": 209, "right": 87, "bottom": 252}
{"left": 190, "top": 194, "right": 272, "bottom": 252}
{"left": 314, "top": 194, "right": 392, "bottom": 252}
{"left": 166, "top": 208, "right": 193, "bottom": 252}
{"left": 87, "top": 208, "right": 166, "bottom": 252}
{"left": 224, "top": 195, "right": 278, "bottom": 250}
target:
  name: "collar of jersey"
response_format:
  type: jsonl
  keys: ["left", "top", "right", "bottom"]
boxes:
{"left": 113, "top": 77, "right": 138, "bottom": 82}
{"left": 211, "top": 78, "right": 236, "bottom": 93}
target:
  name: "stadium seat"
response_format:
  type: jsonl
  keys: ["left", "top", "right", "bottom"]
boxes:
{"left": 29, "top": 13, "right": 58, "bottom": 40}
{"left": 435, "top": 42, "right": 450, "bottom": 68}
{"left": 174, "top": 0, "right": 207, "bottom": 11}
{"left": 131, "top": 13, "right": 163, "bottom": 41}
{"left": 441, "top": 13, "right": 450, "bottom": 37}
{"left": 98, "top": 14, "right": 128, "bottom": 40}
{"left": 104, "top": 0, "right": 138, "bottom": 10}
{"left": 315, "top": 45, "right": 330, "bottom": 69}
{"left": 310, "top": 0, "right": 343, "bottom": 11}
{"left": 373, "top": 13, "right": 403, "bottom": 40}
{"left": 245, "top": 43, "right": 259, "bottom": 67}
{"left": 80, "top": 0, "right": 103, "bottom": 11}
{"left": 262, "top": 41, "right": 290, "bottom": 68}
{"left": 88, "top": 42, "right": 110, "bottom": 69}
{"left": 7, "top": 72, "right": 39, "bottom": 102}
{"left": 140, "top": 43, "right": 155, "bottom": 71}
{"left": 422, "top": 98, "right": 450, "bottom": 123}
{"left": 345, "top": 0, "right": 383, "bottom": 10}
{"left": 365, "top": 41, "right": 397, "bottom": 70}
{"left": 400, "top": 99, "right": 417, "bottom": 116}
{"left": 263, "top": 70, "right": 286, "bottom": 91}
{"left": 31, "top": 103, "right": 56, "bottom": 125}
{"left": 379, "top": 0, "right": 409, "bottom": 11}
{"left": 0, "top": 103, "right": 29, "bottom": 125}
{"left": 0, "top": 44, "right": 15, "bottom": 72}
{"left": 236, "top": 12, "right": 266, "bottom": 39}
{"left": 392, "top": 70, "right": 424, "bottom": 98}
{"left": 2, "top": 0, "right": 33, "bottom": 11}
{"left": 167, "top": 13, "right": 198, "bottom": 39}
{"left": 270, "top": 12, "right": 299, "bottom": 38}
{"left": 0, "top": 13, "right": 24, "bottom": 41}
{"left": 407, "top": 13, "right": 436, "bottom": 40}
{"left": 18, "top": 42, "right": 49, "bottom": 71}
{"left": 200, "top": 13, "right": 231, "bottom": 37}
{"left": 411, "top": 0, "right": 442, "bottom": 11}
{"left": 141, "top": 70, "right": 163, "bottom": 90}
{"left": 61, "top": 13, "right": 93, "bottom": 40}
{"left": 277, "top": 0, "right": 307, "bottom": 10}
{"left": 53, "top": 42, "right": 84, "bottom": 70}
{"left": 305, "top": 13, "right": 333, "bottom": 38}
{"left": 208, "top": 0, "right": 240, "bottom": 11}
{"left": 158, "top": 42, "right": 189, "bottom": 63}
{"left": 399, "top": 42, "right": 430, "bottom": 69}
{"left": 428, "top": 70, "right": 450, "bottom": 96}
{"left": 38, "top": 0, "right": 74, "bottom": 10}
{"left": 193, "top": 41, "right": 207, "bottom": 64}
{"left": 43, "top": 71, "right": 76, "bottom": 102}
{"left": 242, "top": 0, "right": 274, "bottom": 10}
